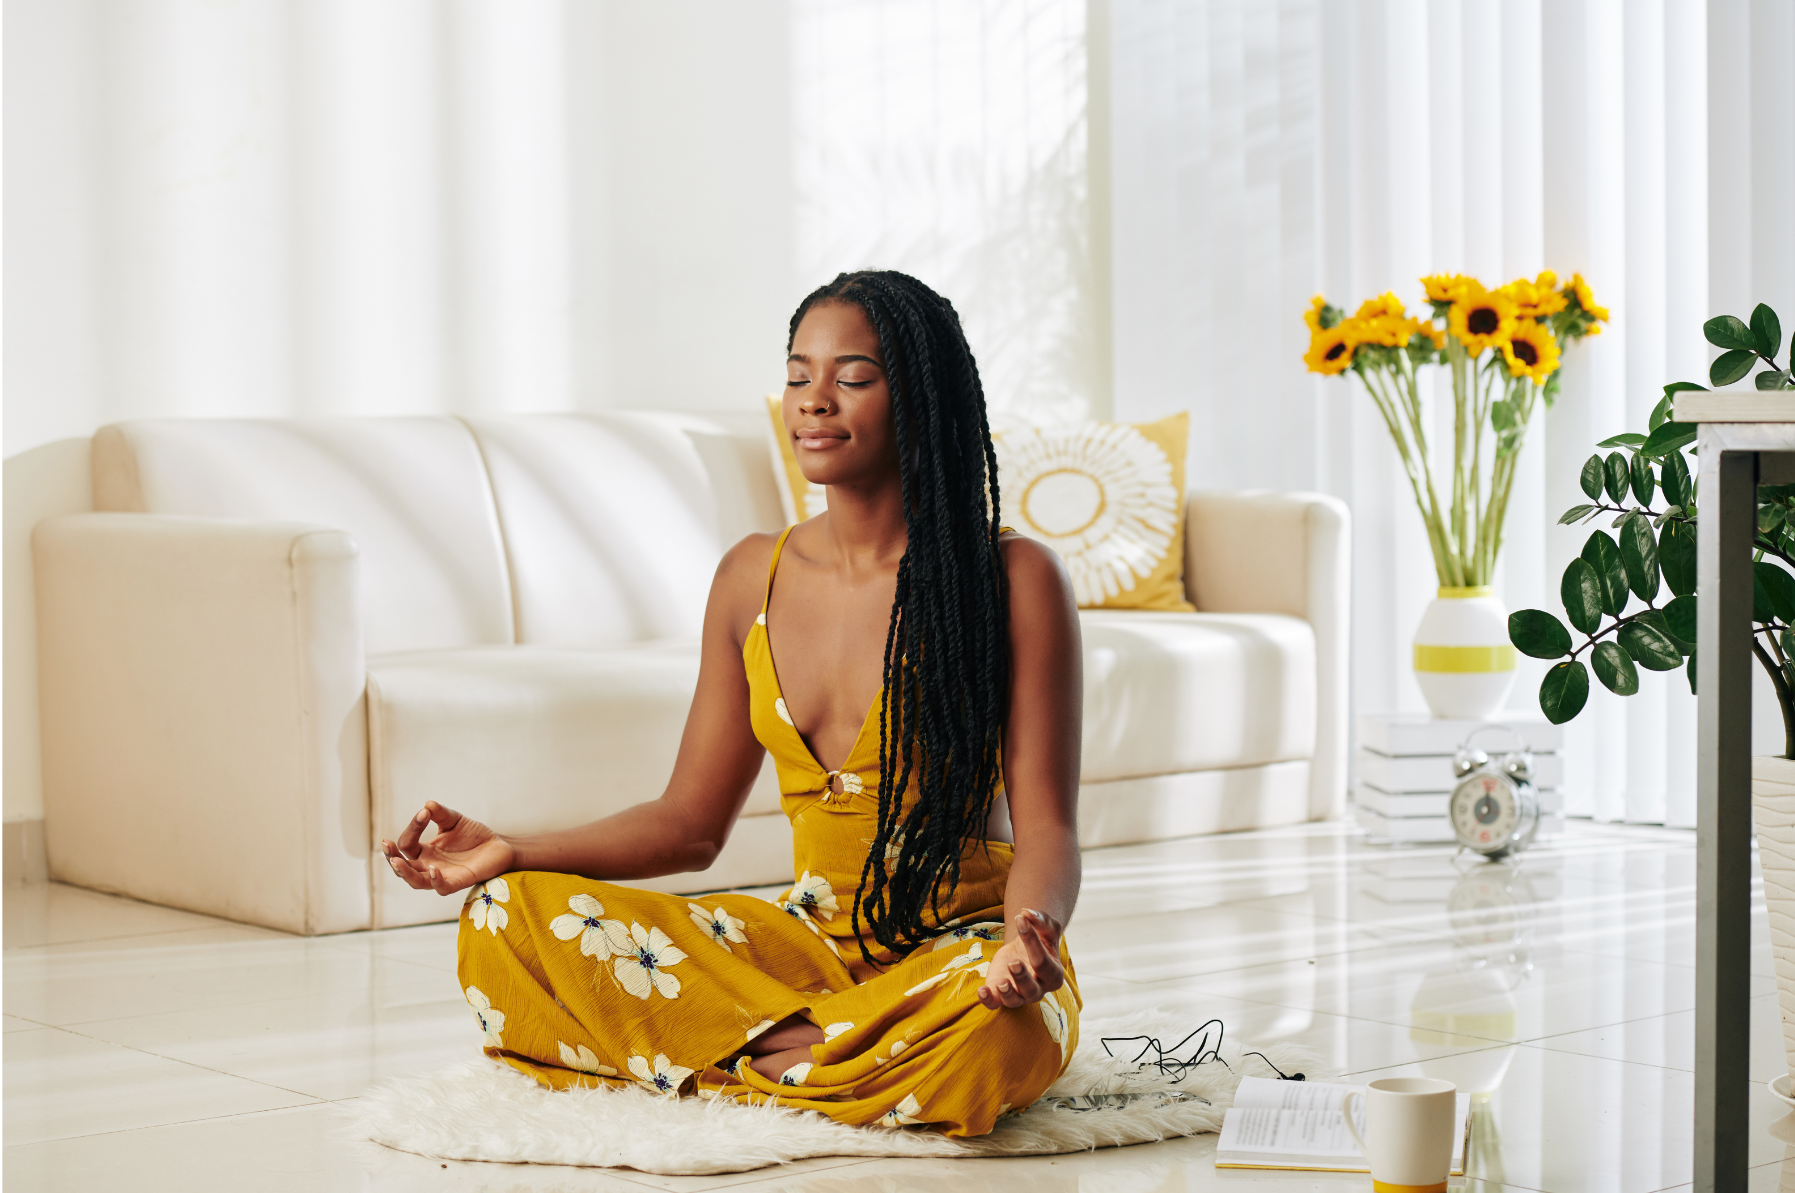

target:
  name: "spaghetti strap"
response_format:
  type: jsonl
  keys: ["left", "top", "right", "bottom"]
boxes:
{"left": 761, "top": 525, "right": 796, "bottom": 615}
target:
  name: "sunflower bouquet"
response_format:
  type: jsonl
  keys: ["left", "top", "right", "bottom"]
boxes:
{"left": 1304, "top": 272, "right": 1608, "bottom": 587}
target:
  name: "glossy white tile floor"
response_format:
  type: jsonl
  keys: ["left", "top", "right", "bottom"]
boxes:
{"left": 7, "top": 819, "right": 1794, "bottom": 1192}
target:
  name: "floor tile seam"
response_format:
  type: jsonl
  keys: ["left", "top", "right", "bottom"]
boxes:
{"left": 40, "top": 1019, "right": 346, "bottom": 1103}
{"left": 25, "top": 961, "right": 472, "bottom": 1029}
{"left": 1, "top": 1094, "right": 331, "bottom": 1149}
{"left": 2, "top": 921, "right": 249, "bottom": 954}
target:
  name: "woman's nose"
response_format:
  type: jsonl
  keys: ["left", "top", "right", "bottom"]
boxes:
{"left": 800, "top": 391, "right": 835, "bottom": 415}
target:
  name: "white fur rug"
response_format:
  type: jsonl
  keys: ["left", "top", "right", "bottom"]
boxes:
{"left": 349, "top": 1010, "right": 1318, "bottom": 1175}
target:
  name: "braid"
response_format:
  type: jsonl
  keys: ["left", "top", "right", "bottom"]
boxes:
{"left": 785, "top": 270, "right": 1010, "bottom": 967}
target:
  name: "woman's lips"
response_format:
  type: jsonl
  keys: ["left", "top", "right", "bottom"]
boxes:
{"left": 796, "top": 429, "right": 848, "bottom": 449}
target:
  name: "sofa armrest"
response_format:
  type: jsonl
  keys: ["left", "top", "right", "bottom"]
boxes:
{"left": 33, "top": 513, "right": 370, "bottom": 933}
{"left": 1183, "top": 491, "right": 1351, "bottom": 819}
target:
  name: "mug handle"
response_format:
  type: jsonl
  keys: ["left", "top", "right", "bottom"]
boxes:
{"left": 1341, "top": 1089, "right": 1369, "bottom": 1158}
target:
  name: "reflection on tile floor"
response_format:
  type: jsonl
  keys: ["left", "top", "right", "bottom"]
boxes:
{"left": 5, "top": 819, "right": 1790, "bottom": 1191}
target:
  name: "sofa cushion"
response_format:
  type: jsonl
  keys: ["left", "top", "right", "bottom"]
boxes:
{"left": 91, "top": 417, "right": 513, "bottom": 653}
{"left": 366, "top": 642, "right": 784, "bottom": 927}
{"left": 1079, "top": 610, "right": 1316, "bottom": 782}
{"left": 464, "top": 412, "right": 786, "bottom": 647}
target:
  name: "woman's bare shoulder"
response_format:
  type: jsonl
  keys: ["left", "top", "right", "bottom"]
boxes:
{"left": 710, "top": 530, "right": 784, "bottom": 633}
{"left": 997, "top": 530, "right": 1075, "bottom": 611}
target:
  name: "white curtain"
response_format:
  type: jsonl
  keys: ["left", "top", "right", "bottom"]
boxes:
{"left": 791, "top": 0, "right": 1099, "bottom": 428}
{"left": 1107, "top": 0, "right": 1793, "bottom": 827}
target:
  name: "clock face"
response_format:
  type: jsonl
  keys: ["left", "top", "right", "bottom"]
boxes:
{"left": 1452, "top": 773, "right": 1517, "bottom": 851}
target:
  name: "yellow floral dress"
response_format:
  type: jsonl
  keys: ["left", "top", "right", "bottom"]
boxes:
{"left": 455, "top": 526, "right": 1080, "bottom": 1136}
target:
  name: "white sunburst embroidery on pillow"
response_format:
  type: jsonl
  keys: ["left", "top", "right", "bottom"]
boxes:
{"left": 995, "top": 422, "right": 1180, "bottom": 605}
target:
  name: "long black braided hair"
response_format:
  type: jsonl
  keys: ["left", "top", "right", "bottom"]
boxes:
{"left": 786, "top": 270, "right": 1009, "bottom": 968}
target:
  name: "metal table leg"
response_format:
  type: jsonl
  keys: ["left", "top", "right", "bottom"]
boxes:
{"left": 1695, "top": 448, "right": 1756, "bottom": 1190}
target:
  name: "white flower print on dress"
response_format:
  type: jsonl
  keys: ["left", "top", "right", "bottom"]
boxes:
{"left": 557, "top": 1041, "right": 618, "bottom": 1077}
{"left": 823, "top": 1021, "right": 854, "bottom": 1042}
{"left": 879, "top": 1093, "right": 925, "bottom": 1127}
{"left": 465, "top": 877, "right": 509, "bottom": 934}
{"left": 778, "top": 1061, "right": 813, "bottom": 1086}
{"left": 774, "top": 697, "right": 793, "bottom": 725}
{"left": 741, "top": 1018, "right": 776, "bottom": 1042}
{"left": 904, "top": 942, "right": 990, "bottom": 996}
{"left": 627, "top": 1052, "right": 694, "bottom": 1097}
{"left": 465, "top": 985, "right": 505, "bottom": 1048}
{"left": 782, "top": 871, "right": 838, "bottom": 920}
{"left": 613, "top": 921, "right": 687, "bottom": 1000}
{"left": 549, "top": 893, "right": 622, "bottom": 958}
{"left": 687, "top": 902, "right": 748, "bottom": 952}
{"left": 931, "top": 921, "right": 1004, "bottom": 950}
{"left": 1040, "top": 990, "right": 1069, "bottom": 1060}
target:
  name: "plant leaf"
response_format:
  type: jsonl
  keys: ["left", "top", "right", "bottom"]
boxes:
{"left": 1582, "top": 530, "right": 1630, "bottom": 616}
{"left": 1618, "top": 512, "right": 1660, "bottom": 601}
{"left": 1540, "top": 660, "right": 1590, "bottom": 724}
{"left": 1664, "top": 594, "right": 1698, "bottom": 648}
{"left": 1635, "top": 608, "right": 1687, "bottom": 656}
{"left": 1596, "top": 433, "right": 1648, "bottom": 448}
{"left": 1629, "top": 451, "right": 1655, "bottom": 506}
{"left": 1687, "top": 647, "right": 1698, "bottom": 694}
{"left": 1711, "top": 348, "right": 1756, "bottom": 387}
{"left": 1593, "top": 641, "right": 1641, "bottom": 694}
{"left": 1763, "top": 504, "right": 1788, "bottom": 533}
{"left": 1757, "top": 369, "right": 1794, "bottom": 391}
{"left": 1561, "top": 557, "right": 1605, "bottom": 634}
{"left": 1559, "top": 504, "right": 1597, "bottom": 526}
{"left": 1660, "top": 519, "right": 1697, "bottom": 596}
{"left": 1510, "top": 609, "right": 1573, "bottom": 659}
{"left": 1753, "top": 304, "right": 1782, "bottom": 361}
{"left": 1618, "top": 621, "right": 1684, "bottom": 671}
{"left": 1603, "top": 453, "right": 1629, "bottom": 503}
{"left": 1640, "top": 421, "right": 1699, "bottom": 459}
{"left": 1661, "top": 450, "right": 1692, "bottom": 510}
{"left": 1705, "top": 314, "right": 1756, "bottom": 352}
{"left": 1649, "top": 395, "right": 1672, "bottom": 432}
{"left": 1580, "top": 455, "right": 1605, "bottom": 501}
{"left": 1755, "top": 561, "right": 1795, "bottom": 623}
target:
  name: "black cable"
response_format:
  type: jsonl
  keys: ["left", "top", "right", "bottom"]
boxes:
{"left": 1100, "top": 1020, "right": 1306, "bottom": 1084}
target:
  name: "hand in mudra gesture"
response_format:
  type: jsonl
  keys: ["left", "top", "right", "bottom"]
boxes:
{"left": 381, "top": 801, "right": 515, "bottom": 896}
{"left": 975, "top": 909, "right": 1066, "bottom": 1010}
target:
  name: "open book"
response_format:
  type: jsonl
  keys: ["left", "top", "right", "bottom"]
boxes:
{"left": 1215, "top": 1076, "right": 1470, "bottom": 1174}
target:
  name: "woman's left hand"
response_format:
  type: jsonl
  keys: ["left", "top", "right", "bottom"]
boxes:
{"left": 976, "top": 909, "right": 1065, "bottom": 1009}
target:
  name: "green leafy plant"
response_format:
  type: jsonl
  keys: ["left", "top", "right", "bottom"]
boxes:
{"left": 1509, "top": 303, "right": 1795, "bottom": 752}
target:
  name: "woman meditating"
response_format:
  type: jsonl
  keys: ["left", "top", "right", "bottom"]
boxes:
{"left": 381, "top": 270, "right": 1083, "bottom": 1137}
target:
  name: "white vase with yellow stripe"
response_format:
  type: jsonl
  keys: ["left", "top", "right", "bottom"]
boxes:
{"left": 1413, "top": 586, "right": 1517, "bottom": 720}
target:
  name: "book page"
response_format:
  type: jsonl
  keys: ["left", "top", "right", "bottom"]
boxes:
{"left": 1230, "top": 1075, "right": 1360, "bottom": 1114}
{"left": 1218, "top": 1106, "right": 1364, "bottom": 1159}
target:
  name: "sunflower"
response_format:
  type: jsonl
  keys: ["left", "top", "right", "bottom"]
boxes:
{"left": 1421, "top": 273, "right": 1479, "bottom": 305}
{"left": 1567, "top": 272, "right": 1609, "bottom": 322}
{"left": 1353, "top": 292, "right": 1408, "bottom": 321}
{"left": 1418, "top": 319, "right": 1446, "bottom": 350}
{"left": 1500, "top": 273, "right": 1567, "bottom": 318}
{"left": 1351, "top": 313, "right": 1413, "bottom": 348}
{"left": 1501, "top": 321, "right": 1561, "bottom": 383}
{"left": 1304, "top": 295, "right": 1327, "bottom": 332}
{"left": 1304, "top": 324, "right": 1357, "bottom": 375}
{"left": 1448, "top": 286, "right": 1517, "bottom": 356}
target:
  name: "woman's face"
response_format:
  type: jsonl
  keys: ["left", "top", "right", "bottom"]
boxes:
{"left": 784, "top": 300, "right": 899, "bottom": 490}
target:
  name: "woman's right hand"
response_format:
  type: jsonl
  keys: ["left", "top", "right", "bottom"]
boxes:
{"left": 381, "top": 801, "right": 516, "bottom": 896}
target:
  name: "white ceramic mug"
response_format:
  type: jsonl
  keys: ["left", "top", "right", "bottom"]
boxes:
{"left": 1341, "top": 1076, "right": 1457, "bottom": 1192}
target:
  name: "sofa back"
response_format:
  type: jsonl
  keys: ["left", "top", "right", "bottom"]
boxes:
{"left": 91, "top": 411, "right": 786, "bottom": 654}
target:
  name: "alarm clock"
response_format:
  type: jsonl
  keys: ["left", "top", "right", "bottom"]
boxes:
{"left": 1448, "top": 727, "right": 1540, "bottom": 860}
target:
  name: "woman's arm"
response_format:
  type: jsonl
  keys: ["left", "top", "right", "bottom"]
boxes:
{"left": 383, "top": 535, "right": 775, "bottom": 894}
{"left": 977, "top": 535, "right": 1083, "bottom": 1009}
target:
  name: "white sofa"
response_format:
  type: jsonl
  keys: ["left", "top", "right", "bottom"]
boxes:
{"left": 33, "top": 412, "right": 1349, "bottom": 935}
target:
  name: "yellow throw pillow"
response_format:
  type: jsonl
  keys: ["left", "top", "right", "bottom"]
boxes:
{"left": 765, "top": 395, "right": 829, "bottom": 524}
{"left": 993, "top": 412, "right": 1193, "bottom": 611}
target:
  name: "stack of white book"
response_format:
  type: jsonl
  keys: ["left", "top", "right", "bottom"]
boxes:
{"left": 1353, "top": 713, "right": 1565, "bottom": 843}
{"left": 1215, "top": 1075, "right": 1471, "bottom": 1174}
